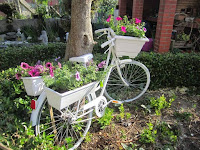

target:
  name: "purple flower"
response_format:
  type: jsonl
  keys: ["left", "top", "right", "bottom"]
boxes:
{"left": 75, "top": 71, "right": 81, "bottom": 81}
{"left": 143, "top": 27, "right": 147, "bottom": 32}
{"left": 36, "top": 60, "right": 41, "bottom": 65}
{"left": 15, "top": 73, "right": 22, "bottom": 80}
{"left": 21, "top": 62, "right": 29, "bottom": 69}
{"left": 28, "top": 69, "right": 40, "bottom": 77}
{"left": 46, "top": 62, "right": 52, "bottom": 68}
{"left": 55, "top": 57, "right": 61, "bottom": 62}
{"left": 98, "top": 61, "right": 106, "bottom": 68}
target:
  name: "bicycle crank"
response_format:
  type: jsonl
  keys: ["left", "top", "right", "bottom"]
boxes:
{"left": 95, "top": 96, "right": 107, "bottom": 117}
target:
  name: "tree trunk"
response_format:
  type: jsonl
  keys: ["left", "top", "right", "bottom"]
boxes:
{"left": 64, "top": 0, "right": 94, "bottom": 60}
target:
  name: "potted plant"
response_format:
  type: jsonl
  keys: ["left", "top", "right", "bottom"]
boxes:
{"left": 15, "top": 61, "right": 54, "bottom": 96}
{"left": 106, "top": 15, "right": 149, "bottom": 58}
{"left": 43, "top": 61, "right": 107, "bottom": 110}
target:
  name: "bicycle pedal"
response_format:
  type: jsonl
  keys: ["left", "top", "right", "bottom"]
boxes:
{"left": 111, "top": 100, "right": 122, "bottom": 104}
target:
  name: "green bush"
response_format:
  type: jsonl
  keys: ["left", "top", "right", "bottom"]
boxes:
{"left": 0, "top": 43, "right": 66, "bottom": 71}
{"left": 136, "top": 52, "right": 200, "bottom": 90}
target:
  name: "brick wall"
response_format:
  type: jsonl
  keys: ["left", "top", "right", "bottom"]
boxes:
{"left": 154, "top": 0, "right": 177, "bottom": 53}
{"left": 119, "top": 0, "right": 127, "bottom": 17}
{"left": 132, "top": 0, "right": 144, "bottom": 20}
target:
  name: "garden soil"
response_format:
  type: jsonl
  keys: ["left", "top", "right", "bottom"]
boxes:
{"left": 81, "top": 87, "right": 200, "bottom": 150}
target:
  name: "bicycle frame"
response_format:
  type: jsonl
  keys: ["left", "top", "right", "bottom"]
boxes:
{"left": 30, "top": 28, "right": 134, "bottom": 126}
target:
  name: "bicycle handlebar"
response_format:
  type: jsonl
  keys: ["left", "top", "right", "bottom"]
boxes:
{"left": 101, "top": 38, "right": 115, "bottom": 48}
{"left": 95, "top": 28, "right": 116, "bottom": 37}
{"left": 95, "top": 28, "right": 116, "bottom": 48}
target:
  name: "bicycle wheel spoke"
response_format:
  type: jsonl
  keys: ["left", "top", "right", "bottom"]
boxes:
{"left": 105, "top": 61, "right": 150, "bottom": 102}
{"left": 35, "top": 97, "right": 92, "bottom": 149}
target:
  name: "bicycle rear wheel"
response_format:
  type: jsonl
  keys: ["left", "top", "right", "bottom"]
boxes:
{"left": 105, "top": 60, "right": 150, "bottom": 102}
{"left": 35, "top": 96, "right": 92, "bottom": 150}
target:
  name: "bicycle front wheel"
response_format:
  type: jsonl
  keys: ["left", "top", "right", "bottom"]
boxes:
{"left": 105, "top": 60, "right": 150, "bottom": 102}
{"left": 35, "top": 96, "right": 92, "bottom": 150}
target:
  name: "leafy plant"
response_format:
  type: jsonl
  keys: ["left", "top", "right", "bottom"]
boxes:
{"left": 156, "top": 122, "right": 178, "bottom": 143}
{"left": 117, "top": 104, "right": 131, "bottom": 121}
{"left": 173, "top": 111, "right": 192, "bottom": 121}
{"left": 177, "top": 32, "right": 190, "bottom": 41}
{"left": 139, "top": 122, "right": 157, "bottom": 144}
{"left": 142, "top": 95, "right": 175, "bottom": 115}
{"left": 97, "top": 107, "right": 114, "bottom": 129}
{"left": 84, "top": 132, "right": 93, "bottom": 142}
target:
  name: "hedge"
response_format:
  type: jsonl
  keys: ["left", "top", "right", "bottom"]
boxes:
{"left": 0, "top": 43, "right": 66, "bottom": 71}
{"left": 1, "top": 43, "right": 200, "bottom": 90}
{"left": 136, "top": 52, "right": 200, "bottom": 90}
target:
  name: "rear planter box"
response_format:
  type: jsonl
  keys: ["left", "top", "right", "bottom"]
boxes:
{"left": 45, "top": 82, "right": 98, "bottom": 110}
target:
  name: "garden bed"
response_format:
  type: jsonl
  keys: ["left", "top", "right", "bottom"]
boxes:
{"left": 81, "top": 87, "right": 200, "bottom": 150}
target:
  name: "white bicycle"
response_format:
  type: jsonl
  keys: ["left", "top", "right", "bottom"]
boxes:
{"left": 30, "top": 28, "right": 150, "bottom": 149}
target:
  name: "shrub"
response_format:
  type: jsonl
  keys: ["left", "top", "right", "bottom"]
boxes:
{"left": 0, "top": 43, "right": 66, "bottom": 71}
{"left": 136, "top": 52, "right": 200, "bottom": 90}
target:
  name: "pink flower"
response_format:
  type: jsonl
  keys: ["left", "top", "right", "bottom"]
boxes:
{"left": 116, "top": 17, "right": 122, "bottom": 21}
{"left": 21, "top": 62, "right": 29, "bottom": 69}
{"left": 28, "top": 69, "right": 40, "bottom": 77}
{"left": 75, "top": 71, "right": 81, "bottom": 81}
{"left": 98, "top": 60, "right": 106, "bottom": 68}
{"left": 15, "top": 73, "right": 22, "bottom": 80}
{"left": 143, "top": 27, "right": 147, "bottom": 32}
{"left": 121, "top": 26, "right": 127, "bottom": 33}
{"left": 58, "top": 62, "right": 62, "bottom": 68}
{"left": 46, "top": 62, "right": 52, "bottom": 68}
{"left": 136, "top": 26, "right": 140, "bottom": 30}
{"left": 35, "top": 65, "right": 44, "bottom": 73}
{"left": 106, "top": 15, "right": 111, "bottom": 22}
{"left": 135, "top": 18, "right": 141, "bottom": 24}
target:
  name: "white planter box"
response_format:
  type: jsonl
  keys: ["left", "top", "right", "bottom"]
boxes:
{"left": 45, "top": 82, "right": 98, "bottom": 110}
{"left": 21, "top": 76, "right": 44, "bottom": 96}
{"left": 115, "top": 35, "right": 149, "bottom": 58}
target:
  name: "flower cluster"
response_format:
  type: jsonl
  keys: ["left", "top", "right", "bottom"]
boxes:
{"left": 106, "top": 15, "right": 147, "bottom": 38}
{"left": 43, "top": 60, "right": 107, "bottom": 93}
{"left": 15, "top": 61, "right": 61, "bottom": 80}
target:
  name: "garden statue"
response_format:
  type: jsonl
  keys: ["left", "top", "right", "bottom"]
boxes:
{"left": 38, "top": 30, "right": 48, "bottom": 45}
{"left": 16, "top": 28, "right": 22, "bottom": 41}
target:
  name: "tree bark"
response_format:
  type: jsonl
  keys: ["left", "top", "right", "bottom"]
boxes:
{"left": 64, "top": 0, "right": 94, "bottom": 60}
